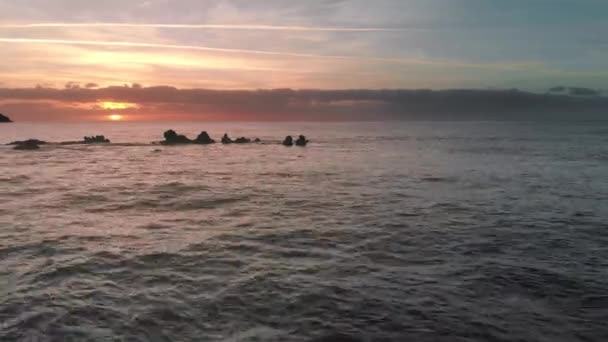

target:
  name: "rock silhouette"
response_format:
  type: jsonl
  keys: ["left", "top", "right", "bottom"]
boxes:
{"left": 162, "top": 130, "right": 192, "bottom": 145}
{"left": 283, "top": 136, "right": 294, "bottom": 146}
{"left": 84, "top": 135, "right": 110, "bottom": 143}
{"left": 0, "top": 113, "right": 12, "bottom": 123}
{"left": 13, "top": 140, "right": 41, "bottom": 150}
{"left": 194, "top": 131, "right": 215, "bottom": 144}
{"left": 221, "top": 133, "right": 233, "bottom": 144}
{"left": 296, "top": 135, "right": 309, "bottom": 146}
{"left": 222, "top": 134, "right": 254, "bottom": 144}
{"left": 8, "top": 139, "right": 46, "bottom": 146}
{"left": 234, "top": 137, "right": 251, "bottom": 144}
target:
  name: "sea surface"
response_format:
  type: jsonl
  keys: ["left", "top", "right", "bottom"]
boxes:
{"left": 1, "top": 121, "right": 607, "bottom": 342}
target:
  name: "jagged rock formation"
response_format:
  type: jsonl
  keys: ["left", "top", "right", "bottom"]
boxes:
{"left": 221, "top": 133, "right": 233, "bottom": 144}
{"left": 162, "top": 130, "right": 192, "bottom": 145}
{"left": 0, "top": 113, "right": 12, "bottom": 123}
{"left": 193, "top": 131, "right": 215, "bottom": 144}
{"left": 283, "top": 136, "right": 294, "bottom": 146}
{"left": 222, "top": 133, "right": 255, "bottom": 144}
{"left": 84, "top": 135, "right": 110, "bottom": 143}
{"left": 233, "top": 137, "right": 251, "bottom": 144}
{"left": 295, "top": 135, "right": 309, "bottom": 146}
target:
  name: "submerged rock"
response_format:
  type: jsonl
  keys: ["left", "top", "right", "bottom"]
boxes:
{"left": 8, "top": 139, "right": 46, "bottom": 146}
{"left": 162, "top": 130, "right": 192, "bottom": 144}
{"left": 234, "top": 137, "right": 251, "bottom": 144}
{"left": 296, "top": 135, "right": 309, "bottom": 146}
{"left": 13, "top": 140, "right": 41, "bottom": 150}
{"left": 193, "top": 131, "right": 215, "bottom": 145}
{"left": 283, "top": 136, "right": 294, "bottom": 146}
{"left": 0, "top": 113, "right": 12, "bottom": 123}
{"left": 221, "top": 133, "right": 233, "bottom": 144}
{"left": 84, "top": 135, "right": 110, "bottom": 143}
{"left": 222, "top": 133, "right": 252, "bottom": 144}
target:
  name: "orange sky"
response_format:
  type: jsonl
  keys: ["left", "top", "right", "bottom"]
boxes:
{"left": 0, "top": 1, "right": 606, "bottom": 121}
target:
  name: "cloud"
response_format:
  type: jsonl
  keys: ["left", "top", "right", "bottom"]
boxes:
{"left": 1, "top": 86, "right": 606, "bottom": 121}
{"left": 569, "top": 87, "right": 601, "bottom": 96}
{"left": 0, "top": 22, "right": 416, "bottom": 32}
{"left": 0, "top": 37, "right": 433, "bottom": 64}
{"left": 548, "top": 86, "right": 602, "bottom": 96}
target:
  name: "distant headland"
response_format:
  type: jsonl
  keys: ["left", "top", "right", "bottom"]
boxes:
{"left": 0, "top": 113, "right": 12, "bottom": 123}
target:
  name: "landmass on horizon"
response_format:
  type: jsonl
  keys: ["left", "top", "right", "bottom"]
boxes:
{"left": 0, "top": 85, "right": 606, "bottom": 122}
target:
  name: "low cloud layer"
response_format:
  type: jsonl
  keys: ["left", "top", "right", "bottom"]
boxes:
{"left": 0, "top": 85, "right": 606, "bottom": 121}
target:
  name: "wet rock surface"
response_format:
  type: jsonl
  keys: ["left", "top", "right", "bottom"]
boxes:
{"left": 13, "top": 140, "right": 41, "bottom": 150}
{"left": 84, "top": 135, "right": 111, "bottom": 143}
{"left": 8, "top": 139, "right": 47, "bottom": 146}
{"left": 193, "top": 131, "right": 215, "bottom": 145}
{"left": 283, "top": 135, "right": 294, "bottom": 146}
{"left": 162, "top": 129, "right": 192, "bottom": 145}
{"left": 296, "top": 135, "right": 309, "bottom": 146}
{"left": 0, "top": 113, "right": 12, "bottom": 123}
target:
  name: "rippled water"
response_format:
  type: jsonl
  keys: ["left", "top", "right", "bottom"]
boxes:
{"left": 1, "top": 121, "right": 607, "bottom": 342}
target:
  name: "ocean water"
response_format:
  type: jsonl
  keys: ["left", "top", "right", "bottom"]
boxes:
{"left": 1, "top": 121, "right": 607, "bottom": 342}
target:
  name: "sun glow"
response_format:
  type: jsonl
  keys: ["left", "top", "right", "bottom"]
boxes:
{"left": 101, "top": 102, "right": 137, "bottom": 110}
{"left": 108, "top": 114, "right": 123, "bottom": 121}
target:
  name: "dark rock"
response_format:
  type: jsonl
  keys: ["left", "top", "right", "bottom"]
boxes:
{"left": 254, "top": 138, "right": 261, "bottom": 143}
{"left": 194, "top": 131, "right": 215, "bottom": 145}
{"left": 8, "top": 139, "right": 46, "bottom": 146}
{"left": 283, "top": 136, "right": 294, "bottom": 146}
{"left": 296, "top": 135, "right": 309, "bottom": 146}
{"left": 162, "top": 129, "right": 192, "bottom": 144}
{"left": 13, "top": 140, "right": 41, "bottom": 150}
{"left": 0, "top": 113, "right": 12, "bottom": 123}
{"left": 234, "top": 137, "right": 251, "bottom": 144}
{"left": 84, "top": 135, "right": 110, "bottom": 143}
{"left": 221, "top": 133, "right": 233, "bottom": 144}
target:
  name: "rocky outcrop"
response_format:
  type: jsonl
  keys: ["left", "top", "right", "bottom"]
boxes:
{"left": 222, "top": 133, "right": 255, "bottom": 144}
{"left": 283, "top": 136, "right": 294, "bottom": 146}
{"left": 162, "top": 130, "right": 192, "bottom": 145}
{"left": 295, "top": 135, "right": 309, "bottom": 146}
{"left": 84, "top": 135, "right": 110, "bottom": 143}
{"left": 13, "top": 140, "right": 41, "bottom": 150}
{"left": 8, "top": 139, "right": 46, "bottom": 146}
{"left": 0, "top": 113, "right": 12, "bottom": 123}
{"left": 234, "top": 137, "right": 251, "bottom": 144}
{"left": 221, "top": 133, "right": 233, "bottom": 144}
{"left": 193, "top": 131, "right": 215, "bottom": 145}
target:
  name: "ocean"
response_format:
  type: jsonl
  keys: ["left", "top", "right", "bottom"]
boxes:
{"left": 1, "top": 121, "right": 607, "bottom": 342}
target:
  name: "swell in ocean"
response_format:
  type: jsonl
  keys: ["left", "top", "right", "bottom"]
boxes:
{"left": 1, "top": 121, "right": 607, "bottom": 341}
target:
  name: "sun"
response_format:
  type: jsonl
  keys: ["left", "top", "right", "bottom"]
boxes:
{"left": 101, "top": 102, "right": 137, "bottom": 110}
{"left": 108, "top": 114, "right": 123, "bottom": 121}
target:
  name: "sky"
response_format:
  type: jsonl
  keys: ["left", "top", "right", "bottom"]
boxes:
{"left": 0, "top": 0, "right": 606, "bottom": 121}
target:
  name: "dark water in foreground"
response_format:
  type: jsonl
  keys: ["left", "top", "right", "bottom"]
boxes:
{"left": 1, "top": 121, "right": 608, "bottom": 342}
